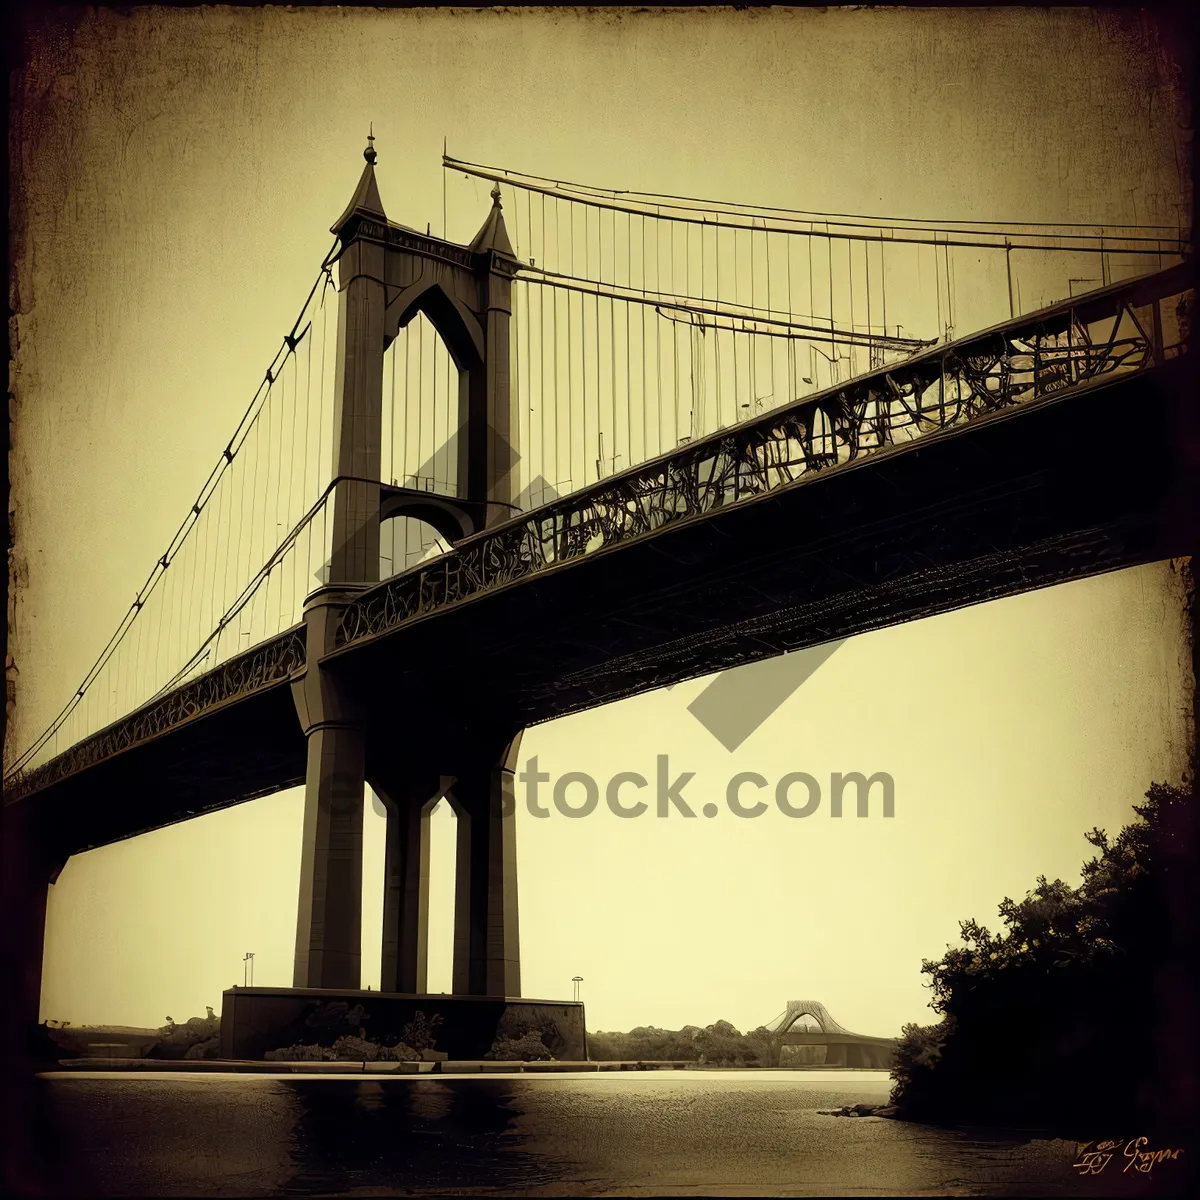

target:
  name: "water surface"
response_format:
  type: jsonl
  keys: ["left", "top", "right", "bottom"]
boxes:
{"left": 38, "top": 1069, "right": 1182, "bottom": 1196}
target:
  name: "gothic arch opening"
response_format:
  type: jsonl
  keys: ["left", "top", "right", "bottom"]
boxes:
{"left": 379, "top": 516, "right": 452, "bottom": 579}
{"left": 385, "top": 279, "right": 484, "bottom": 372}
{"left": 382, "top": 310, "right": 463, "bottom": 502}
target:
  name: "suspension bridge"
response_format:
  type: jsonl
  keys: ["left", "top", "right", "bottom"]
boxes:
{"left": 5, "top": 136, "right": 1195, "bottom": 1032}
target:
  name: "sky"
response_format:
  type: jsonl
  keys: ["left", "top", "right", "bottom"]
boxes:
{"left": 9, "top": 6, "right": 1194, "bottom": 1036}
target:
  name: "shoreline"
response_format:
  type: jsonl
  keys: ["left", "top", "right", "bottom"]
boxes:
{"left": 42, "top": 1057, "right": 892, "bottom": 1076}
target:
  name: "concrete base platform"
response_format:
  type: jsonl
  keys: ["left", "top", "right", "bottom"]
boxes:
{"left": 219, "top": 986, "right": 587, "bottom": 1062}
{"left": 53, "top": 1058, "right": 440, "bottom": 1074}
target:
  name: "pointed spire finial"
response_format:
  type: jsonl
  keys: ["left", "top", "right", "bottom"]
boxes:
{"left": 469, "top": 182, "right": 515, "bottom": 256}
{"left": 331, "top": 125, "right": 386, "bottom": 236}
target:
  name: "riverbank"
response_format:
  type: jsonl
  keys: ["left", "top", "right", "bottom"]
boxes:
{"left": 46, "top": 1057, "right": 890, "bottom": 1076}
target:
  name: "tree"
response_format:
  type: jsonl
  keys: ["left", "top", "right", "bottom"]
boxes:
{"left": 890, "top": 782, "right": 1191, "bottom": 1133}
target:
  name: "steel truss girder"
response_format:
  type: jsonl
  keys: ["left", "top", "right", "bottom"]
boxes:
{"left": 6, "top": 628, "right": 306, "bottom": 802}
{"left": 334, "top": 265, "right": 1192, "bottom": 652}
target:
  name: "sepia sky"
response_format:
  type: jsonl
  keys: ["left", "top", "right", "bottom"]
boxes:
{"left": 10, "top": 7, "right": 1194, "bottom": 1036}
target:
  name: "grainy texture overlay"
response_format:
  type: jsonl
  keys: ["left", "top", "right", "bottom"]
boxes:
{"left": 7, "top": 4, "right": 1194, "bottom": 1038}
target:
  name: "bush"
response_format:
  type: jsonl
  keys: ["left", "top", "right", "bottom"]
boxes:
{"left": 487, "top": 1031, "right": 555, "bottom": 1061}
{"left": 493, "top": 1011, "right": 565, "bottom": 1057}
{"left": 264, "top": 1004, "right": 442, "bottom": 1062}
{"left": 267, "top": 1042, "right": 331, "bottom": 1062}
{"left": 266, "top": 1036, "right": 422, "bottom": 1062}
{"left": 890, "top": 782, "right": 1192, "bottom": 1132}
{"left": 888, "top": 1022, "right": 945, "bottom": 1111}
{"left": 400, "top": 1011, "right": 442, "bottom": 1052}
{"left": 486, "top": 1014, "right": 561, "bottom": 1060}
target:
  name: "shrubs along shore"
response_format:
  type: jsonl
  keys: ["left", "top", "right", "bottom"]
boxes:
{"left": 887, "top": 782, "right": 1192, "bottom": 1137}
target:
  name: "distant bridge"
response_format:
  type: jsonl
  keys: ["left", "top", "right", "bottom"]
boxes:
{"left": 765, "top": 1000, "right": 898, "bottom": 1068}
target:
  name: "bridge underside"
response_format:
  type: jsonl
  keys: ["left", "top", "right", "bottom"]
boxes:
{"left": 341, "top": 357, "right": 1194, "bottom": 764}
{"left": 14, "top": 684, "right": 307, "bottom": 857}
{"left": 13, "top": 355, "right": 1194, "bottom": 856}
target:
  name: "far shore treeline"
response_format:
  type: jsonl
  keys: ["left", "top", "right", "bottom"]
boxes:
{"left": 587, "top": 1022, "right": 779, "bottom": 1065}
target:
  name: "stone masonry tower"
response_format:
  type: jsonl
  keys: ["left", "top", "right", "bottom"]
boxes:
{"left": 289, "top": 136, "right": 523, "bottom": 996}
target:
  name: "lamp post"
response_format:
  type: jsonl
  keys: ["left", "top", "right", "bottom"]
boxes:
{"left": 572, "top": 976, "right": 583, "bottom": 1003}
{"left": 243, "top": 952, "right": 255, "bottom": 987}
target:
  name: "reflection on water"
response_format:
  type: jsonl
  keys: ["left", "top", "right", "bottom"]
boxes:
{"left": 38, "top": 1070, "right": 1179, "bottom": 1197}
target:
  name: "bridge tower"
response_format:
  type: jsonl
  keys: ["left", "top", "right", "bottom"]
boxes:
{"left": 289, "top": 136, "right": 523, "bottom": 995}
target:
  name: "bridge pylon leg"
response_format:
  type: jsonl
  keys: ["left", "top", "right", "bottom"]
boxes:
{"left": 369, "top": 769, "right": 448, "bottom": 994}
{"left": 2, "top": 798, "right": 70, "bottom": 1190}
{"left": 448, "top": 732, "right": 523, "bottom": 997}
{"left": 2, "top": 800, "right": 66, "bottom": 1044}
{"left": 290, "top": 586, "right": 370, "bottom": 991}
{"left": 292, "top": 722, "right": 366, "bottom": 990}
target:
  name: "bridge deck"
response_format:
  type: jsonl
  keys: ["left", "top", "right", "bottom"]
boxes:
{"left": 6, "top": 263, "right": 1194, "bottom": 854}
